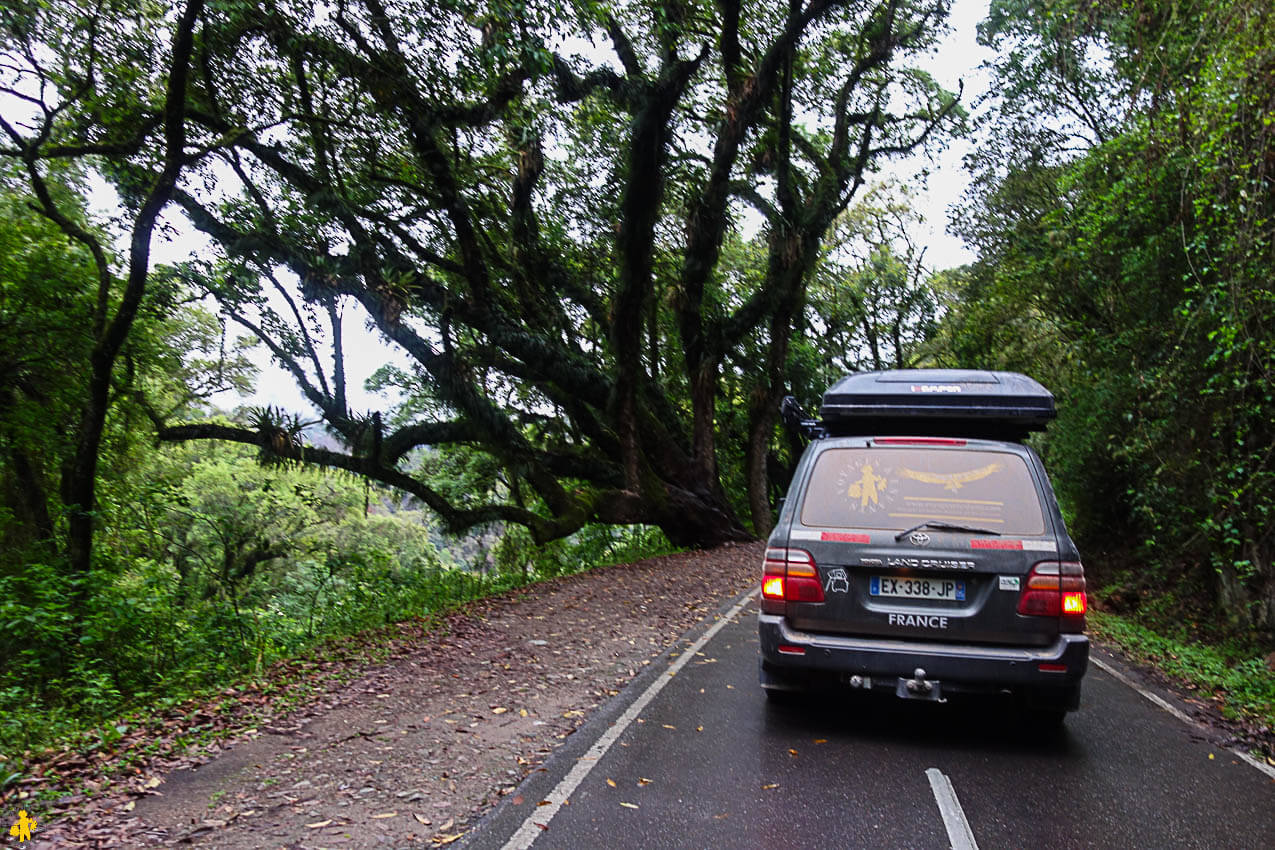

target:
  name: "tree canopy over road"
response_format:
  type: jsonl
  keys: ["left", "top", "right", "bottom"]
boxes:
{"left": 132, "top": 0, "right": 958, "bottom": 547}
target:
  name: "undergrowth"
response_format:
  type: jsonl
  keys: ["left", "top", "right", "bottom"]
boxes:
{"left": 0, "top": 523, "right": 674, "bottom": 792}
{"left": 1087, "top": 610, "right": 1275, "bottom": 733}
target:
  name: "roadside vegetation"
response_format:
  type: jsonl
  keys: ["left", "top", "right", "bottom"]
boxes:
{"left": 935, "top": 0, "right": 1275, "bottom": 723}
{"left": 1, "top": 0, "right": 1272, "bottom": 790}
{"left": 0, "top": 429, "right": 670, "bottom": 762}
{"left": 1088, "top": 612, "right": 1275, "bottom": 735}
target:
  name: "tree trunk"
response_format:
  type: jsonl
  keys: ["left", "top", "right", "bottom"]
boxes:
{"left": 58, "top": 0, "right": 206, "bottom": 588}
{"left": 653, "top": 485, "right": 754, "bottom": 549}
{"left": 8, "top": 449, "right": 55, "bottom": 544}
{"left": 64, "top": 353, "right": 113, "bottom": 590}
{"left": 745, "top": 400, "right": 777, "bottom": 536}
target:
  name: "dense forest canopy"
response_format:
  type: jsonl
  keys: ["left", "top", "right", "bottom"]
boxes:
{"left": 944, "top": 0, "right": 1274, "bottom": 630}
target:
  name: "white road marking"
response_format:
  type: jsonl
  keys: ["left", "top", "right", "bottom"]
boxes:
{"left": 500, "top": 588, "right": 758, "bottom": 849}
{"left": 926, "top": 767, "right": 979, "bottom": 850}
{"left": 1091, "top": 656, "right": 1275, "bottom": 781}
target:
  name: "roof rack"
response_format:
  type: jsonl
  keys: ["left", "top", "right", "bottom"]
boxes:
{"left": 784, "top": 369, "right": 1056, "bottom": 442}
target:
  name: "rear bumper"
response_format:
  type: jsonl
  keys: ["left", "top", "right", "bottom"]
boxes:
{"left": 758, "top": 613, "right": 1088, "bottom": 693}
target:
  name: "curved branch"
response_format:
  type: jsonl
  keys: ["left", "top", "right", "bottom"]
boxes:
{"left": 158, "top": 422, "right": 563, "bottom": 539}
{"left": 157, "top": 420, "right": 634, "bottom": 543}
{"left": 606, "top": 15, "right": 645, "bottom": 78}
{"left": 381, "top": 421, "right": 476, "bottom": 464}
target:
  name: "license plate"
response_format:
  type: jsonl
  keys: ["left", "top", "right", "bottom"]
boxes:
{"left": 870, "top": 575, "right": 965, "bottom": 601}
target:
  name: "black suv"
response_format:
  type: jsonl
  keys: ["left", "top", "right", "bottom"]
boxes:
{"left": 758, "top": 369, "right": 1088, "bottom": 722}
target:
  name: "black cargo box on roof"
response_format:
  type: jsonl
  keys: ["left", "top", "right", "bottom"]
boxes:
{"left": 819, "top": 369, "right": 1055, "bottom": 440}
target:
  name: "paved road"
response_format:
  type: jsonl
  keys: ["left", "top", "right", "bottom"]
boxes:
{"left": 465, "top": 594, "right": 1275, "bottom": 850}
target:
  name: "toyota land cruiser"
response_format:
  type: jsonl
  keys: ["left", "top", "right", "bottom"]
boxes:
{"left": 759, "top": 369, "right": 1088, "bottom": 723}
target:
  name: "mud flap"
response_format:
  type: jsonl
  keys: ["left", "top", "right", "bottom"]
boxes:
{"left": 759, "top": 659, "right": 805, "bottom": 691}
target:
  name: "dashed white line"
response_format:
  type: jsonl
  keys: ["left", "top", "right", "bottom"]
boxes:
{"left": 1091, "top": 656, "right": 1275, "bottom": 781}
{"left": 926, "top": 767, "right": 979, "bottom": 850}
{"left": 500, "top": 588, "right": 758, "bottom": 850}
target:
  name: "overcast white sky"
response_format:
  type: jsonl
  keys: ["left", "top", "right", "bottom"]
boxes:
{"left": 201, "top": 0, "right": 993, "bottom": 414}
{"left": 907, "top": 0, "right": 993, "bottom": 270}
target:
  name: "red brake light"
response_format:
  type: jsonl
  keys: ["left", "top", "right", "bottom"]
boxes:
{"left": 872, "top": 437, "right": 967, "bottom": 446}
{"left": 1017, "top": 561, "right": 1086, "bottom": 626}
{"left": 761, "top": 548, "right": 825, "bottom": 608}
{"left": 1062, "top": 592, "right": 1087, "bottom": 616}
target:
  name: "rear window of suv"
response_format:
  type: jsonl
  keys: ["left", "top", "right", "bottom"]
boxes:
{"left": 800, "top": 446, "right": 1046, "bottom": 535}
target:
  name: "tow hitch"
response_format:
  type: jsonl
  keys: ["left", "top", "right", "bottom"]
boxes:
{"left": 897, "top": 667, "right": 945, "bottom": 702}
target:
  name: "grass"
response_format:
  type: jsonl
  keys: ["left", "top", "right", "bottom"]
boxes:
{"left": 1087, "top": 609, "right": 1275, "bottom": 733}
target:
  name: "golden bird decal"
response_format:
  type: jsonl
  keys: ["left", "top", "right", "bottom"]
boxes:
{"left": 899, "top": 463, "right": 1003, "bottom": 491}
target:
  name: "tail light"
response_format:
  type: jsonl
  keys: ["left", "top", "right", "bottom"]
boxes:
{"left": 761, "top": 548, "right": 825, "bottom": 613}
{"left": 1017, "top": 561, "right": 1087, "bottom": 630}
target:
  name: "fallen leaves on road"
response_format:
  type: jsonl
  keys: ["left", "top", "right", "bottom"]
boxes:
{"left": 431, "top": 832, "right": 465, "bottom": 845}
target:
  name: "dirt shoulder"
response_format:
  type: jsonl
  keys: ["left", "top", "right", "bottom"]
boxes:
{"left": 26, "top": 542, "right": 763, "bottom": 848}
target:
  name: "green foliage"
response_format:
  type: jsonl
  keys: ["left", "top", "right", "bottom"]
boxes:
{"left": 0, "top": 431, "right": 674, "bottom": 757}
{"left": 488, "top": 521, "right": 673, "bottom": 581}
{"left": 1089, "top": 611, "right": 1275, "bottom": 731}
{"left": 0, "top": 171, "right": 98, "bottom": 553}
{"left": 0, "top": 168, "right": 257, "bottom": 558}
{"left": 944, "top": 0, "right": 1275, "bottom": 635}
{"left": 792, "top": 181, "right": 944, "bottom": 396}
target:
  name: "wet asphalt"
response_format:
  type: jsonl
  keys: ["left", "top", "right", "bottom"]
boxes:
{"left": 464, "top": 596, "right": 1275, "bottom": 850}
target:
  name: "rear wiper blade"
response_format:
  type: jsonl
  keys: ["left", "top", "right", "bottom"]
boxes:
{"left": 894, "top": 521, "right": 1002, "bottom": 542}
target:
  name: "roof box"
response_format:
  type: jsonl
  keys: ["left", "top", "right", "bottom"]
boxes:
{"left": 819, "top": 369, "right": 1055, "bottom": 440}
